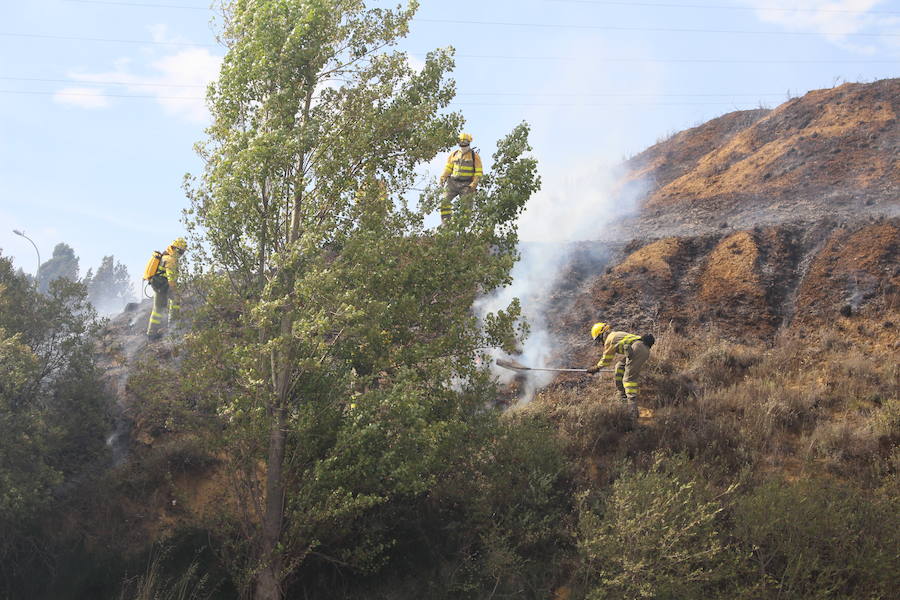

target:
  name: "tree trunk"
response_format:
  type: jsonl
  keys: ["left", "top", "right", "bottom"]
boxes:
{"left": 254, "top": 87, "right": 313, "bottom": 600}
{"left": 254, "top": 402, "right": 287, "bottom": 600}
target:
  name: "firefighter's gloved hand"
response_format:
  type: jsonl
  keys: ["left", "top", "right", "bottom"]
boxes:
{"left": 586, "top": 366, "right": 600, "bottom": 374}
{"left": 467, "top": 184, "right": 477, "bottom": 193}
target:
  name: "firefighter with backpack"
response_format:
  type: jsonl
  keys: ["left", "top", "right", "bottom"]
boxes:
{"left": 439, "top": 132, "right": 483, "bottom": 223}
{"left": 586, "top": 322, "right": 655, "bottom": 421}
{"left": 143, "top": 237, "right": 187, "bottom": 340}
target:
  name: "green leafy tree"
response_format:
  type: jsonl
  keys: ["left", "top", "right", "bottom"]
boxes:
{"left": 84, "top": 255, "right": 136, "bottom": 314}
{"left": 0, "top": 253, "right": 110, "bottom": 594}
{"left": 37, "top": 242, "right": 79, "bottom": 293}
{"left": 184, "top": 1, "right": 538, "bottom": 597}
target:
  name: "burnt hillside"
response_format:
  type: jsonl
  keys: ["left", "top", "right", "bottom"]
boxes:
{"left": 603, "top": 78, "right": 899, "bottom": 241}
{"left": 541, "top": 79, "right": 900, "bottom": 373}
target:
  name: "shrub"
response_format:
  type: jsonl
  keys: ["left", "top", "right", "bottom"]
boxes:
{"left": 806, "top": 420, "right": 880, "bottom": 468}
{"left": 872, "top": 396, "right": 900, "bottom": 444}
{"left": 731, "top": 478, "right": 900, "bottom": 599}
{"left": 529, "top": 388, "right": 634, "bottom": 460}
{"left": 578, "top": 454, "right": 737, "bottom": 599}
{"left": 117, "top": 548, "right": 212, "bottom": 600}
{"left": 434, "top": 412, "right": 574, "bottom": 598}
{"left": 687, "top": 341, "right": 760, "bottom": 390}
{"left": 697, "top": 375, "right": 818, "bottom": 460}
{"left": 647, "top": 407, "right": 750, "bottom": 475}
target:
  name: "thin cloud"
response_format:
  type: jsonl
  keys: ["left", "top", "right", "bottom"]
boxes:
{"left": 60, "top": 25, "right": 222, "bottom": 122}
{"left": 53, "top": 87, "right": 112, "bottom": 109}
{"left": 742, "top": 0, "right": 900, "bottom": 53}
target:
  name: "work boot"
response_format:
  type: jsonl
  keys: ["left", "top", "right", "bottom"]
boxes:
{"left": 628, "top": 399, "right": 639, "bottom": 421}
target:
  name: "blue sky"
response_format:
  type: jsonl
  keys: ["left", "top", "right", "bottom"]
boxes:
{"left": 1, "top": 0, "right": 898, "bottom": 294}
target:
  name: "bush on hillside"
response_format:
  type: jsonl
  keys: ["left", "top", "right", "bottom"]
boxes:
{"left": 731, "top": 478, "right": 900, "bottom": 599}
{"left": 687, "top": 341, "right": 760, "bottom": 390}
{"left": 577, "top": 453, "right": 738, "bottom": 600}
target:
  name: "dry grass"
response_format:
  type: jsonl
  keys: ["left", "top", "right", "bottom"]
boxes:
{"left": 538, "top": 326, "right": 896, "bottom": 482}
{"left": 806, "top": 420, "right": 880, "bottom": 466}
{"left": 527, "top": 387, "right": 634, "bottom": 460}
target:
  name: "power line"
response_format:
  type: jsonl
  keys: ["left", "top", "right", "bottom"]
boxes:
{"left": 0, "top": 31, "right": 217, "bottom": 47}
{"left": 456, "top": 92, "right": 786, "bottom": 97}
{"left": 543, "top": 0, "right": 900, "bottom": 16}
{"left": 61, "top": 0, "right": 900, "bottom": 17}
{"left": 0, "top": 82, "right": 790, "bottom": 98}
{"left": 444, "top": 53, "right": 898, "bottom": 64}
{"left": 449, "top": 101, "right": 770, "bottom": 106}
{"left": 3, "top": 17, "right": 898, "bottom": 51}
{"left": 63, "top": 0, "right": 209, "bottom": 9}
{"left": 0, "top": 89, "right": 204, "bottom": 100}
{"left": 0, "top": 88, "right": 784, "bottom": 107}
{"left": 0, "top": 76, "right": 208, "bottom": 88}
{"left": 414, "top": 17, "right": 900, "bottom": 37}
{"left": 2, "top": 30, "right": 897, "bottom": 61}
{"left": 0, "top": 75, "right": 830, "bottom": 98}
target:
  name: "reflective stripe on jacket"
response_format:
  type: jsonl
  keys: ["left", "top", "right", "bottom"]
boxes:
{"left": 441, "top": 148, "right": 483, "bottom": 183}
{"left": 597, "top": 331, "right": 643, "bottom": 368}
{"left": 161, "top": 250, "right": 179, "bottom": 288}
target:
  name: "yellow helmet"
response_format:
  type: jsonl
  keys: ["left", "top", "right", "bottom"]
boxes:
{"left": 590, "top": 322, "right": 610, "bottom": 340}
{"left": 171, "top": 237, "right": 187, "bottom": 251}
{"left": 458, "top": 132, "right": 473, "bottom": 144}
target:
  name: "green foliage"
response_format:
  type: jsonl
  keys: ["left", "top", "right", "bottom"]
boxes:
{"left": 438, "top": 412, "right": 573, "bottom": 598}
{"left": 37, "top": 242, "right": 80, "bottom": 293}
{"left": 0, "top": 329, "right": 55, "bottom": 524}
{"left": 0, "top": 253, "right": 111, "bottom": 593}
{"left": 578, "top": 454, "right": 737, "bottom": 600}
{"left": 731, "top": 478, "right": 900, "bottom": 599}
{"left": 687, "top": 340, "right": 760, "bottom": 390}
{"left": 183, "top": 1, "right": 540, "bottom": 595}
{"left": 118, "top": 547, "right": 213, "bottom": 600}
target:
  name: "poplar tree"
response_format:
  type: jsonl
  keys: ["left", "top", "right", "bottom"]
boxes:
{"left": 185, "top": 1, "right": 538, "bottom": 597}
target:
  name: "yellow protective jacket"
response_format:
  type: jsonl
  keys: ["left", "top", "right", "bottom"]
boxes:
{"left": 596, "top": 331, "right": 643, "bottom": 368}
{"left": 441, "top": 148, "right": 483, "bottom": 185}
{"left": 161, "top": 247, "right": 180, "bottom": 290}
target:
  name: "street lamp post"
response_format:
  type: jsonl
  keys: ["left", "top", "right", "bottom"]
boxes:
{"left": 12, "top": 229, "right": 41, "bottom": 280}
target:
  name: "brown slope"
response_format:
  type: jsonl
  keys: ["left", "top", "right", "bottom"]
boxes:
{"left": 552, "top": 218, "right": 899, "bottom": 393}
{"left": 620, "top": 108, "right": 769, "bottom": 197}
{"left": 648, "top": 79, "right": 899, "bottom": 208}
{"left": 603, "top": 79, "right": 900, "bottom": 241}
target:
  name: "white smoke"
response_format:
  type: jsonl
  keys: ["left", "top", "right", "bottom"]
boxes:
{"left": 476, "top": 159, "right": 647, "bottom": 404}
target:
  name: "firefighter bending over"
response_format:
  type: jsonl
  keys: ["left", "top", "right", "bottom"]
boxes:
{"left": 439, "top": 132, "right": 483, "bottom": 223}
{"left": 146, "top": 237, "right": 187, "bottom": 340}
{"left": 586, "top": 322, "right": 655, "bottom": 420}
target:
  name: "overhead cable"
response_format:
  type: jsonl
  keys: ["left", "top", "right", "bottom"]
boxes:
{"left": 543, "top": 0, "right": 900, "bottom": 15}
{"left": 413, "top": 17, "right": 900, "bottom": 37}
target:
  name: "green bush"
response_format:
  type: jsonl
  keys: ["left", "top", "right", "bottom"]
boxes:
{"left": 0, "top": 255, "right": 112, "bottom": 595}
{"left": 578, "top": 454, "right": 737, "bottom": 600}
{"left": 731, "top": 478, "right": 900, "bottom": 599}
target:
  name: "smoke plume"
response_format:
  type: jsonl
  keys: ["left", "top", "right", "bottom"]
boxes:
{"left": 475, "top": 160, "right": 646, "bottom": 403}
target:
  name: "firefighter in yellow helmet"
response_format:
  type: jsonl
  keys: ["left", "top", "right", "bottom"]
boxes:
{"left": 439, "top": 132, "right": 483, "bottom": 223}
{"left": 147, "top": 237, "right": 187, "bottom": 340}
{"left": 586, "top": 322, "right": 655, "bottom": 420}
